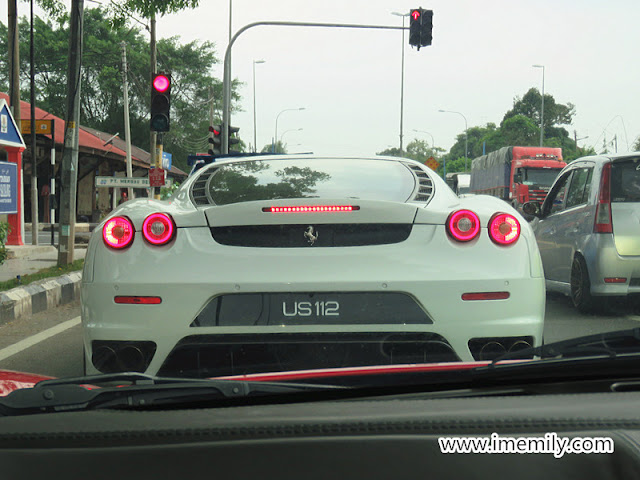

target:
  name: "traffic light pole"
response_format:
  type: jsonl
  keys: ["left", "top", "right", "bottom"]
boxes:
{"left": 221, "top": 21, "right": 407, "bottom": 154}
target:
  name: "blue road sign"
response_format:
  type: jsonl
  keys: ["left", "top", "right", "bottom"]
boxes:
{"left": 0, "top": 161, "right": 18, "bottom": 214}
{"left": 162, "top": 151, "right": 172, "bottom": 171}
{"left": 0, "top": 100, "right": 26, "bottom": 149}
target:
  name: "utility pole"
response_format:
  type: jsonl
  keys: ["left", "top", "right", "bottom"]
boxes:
{"left": 149, "top": 13, "right": 157, "bottom": 181}
{"left": 30, "top": 0, "right": 38, "bottom": 245}
{"left": 8, "top": 0, "right": 24, "bottom": 245}
{"left": 121, "top": 42, "right": 133, "bottom": 199}
{"left": 8, "top": 0, "right": 20, "bottom": 125}
{"left": 58, "top": 0, "right": 83, "bottom": 265}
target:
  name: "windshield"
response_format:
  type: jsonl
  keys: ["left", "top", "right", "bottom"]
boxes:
{"left": 522, "top": 168, "right": 560, "bottom": 187}
{"left": 1, "top": 1, "right": 639, "bottom": 404}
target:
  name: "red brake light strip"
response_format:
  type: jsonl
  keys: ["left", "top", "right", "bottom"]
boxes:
{"left": 263, "top": 206, "right": 360, "bottom": 213}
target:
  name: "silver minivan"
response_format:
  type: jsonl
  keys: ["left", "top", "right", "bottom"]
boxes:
{"left": 524, "top": 153, "right": 640, "bottom": 312}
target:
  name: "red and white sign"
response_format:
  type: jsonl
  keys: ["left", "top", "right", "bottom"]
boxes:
{"left": 149, "top": 168, "right": 165, "bottom": 187}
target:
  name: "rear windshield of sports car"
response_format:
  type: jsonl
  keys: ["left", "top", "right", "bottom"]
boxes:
{"left": 207, "top": 158, "right": 417, "bottom": 205}
{"left": 611, "top": 157, "right": 640, "bottom": 202}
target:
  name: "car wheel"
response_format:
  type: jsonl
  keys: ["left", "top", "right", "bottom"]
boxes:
{"left": 570, "top": 255, "right": 595, "bottom": 313}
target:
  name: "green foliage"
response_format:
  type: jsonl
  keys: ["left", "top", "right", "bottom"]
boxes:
{"left": 0, "top": 221, "right": 10, "bottom": 266}
{"left": 0, "top": 258, "right": 84, "bottom": 292}
{"left": 633, "top": 137, "right": 640, "bottom": 151}
{"left": 160, "top": 181, "right": 180, "bottom": 200}
{"left": 261, "top": 141, "right": 287, "bottom": 154}
{"left": 0, "top": 9, "right": 243, "bottom": 174}
{"left": 442, "top": 89, "right": 583, "bottom": 167}
{"left": 106, "top": 0, "right": 201, "bottom": 26}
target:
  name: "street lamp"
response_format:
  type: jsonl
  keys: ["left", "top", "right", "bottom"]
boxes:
{"left": 412, "top": 129, "right": 434, "bottom": 149}
{"left": 274, "top": 107, "right": 305, "bottom": 153}
{"left": 439, "top": 109, "right": 468, "bottom": 172}
{"left": 532, "top": 64, "right": 545, "bottom": 147}
{"left": 280, "top": 127, "right": 303, "bottom": 144}
{"left": 252, "top": 59, "right": 266, "bottom": 153}
{"left": 392, "top": 12, "right": 409, "bottom": 152}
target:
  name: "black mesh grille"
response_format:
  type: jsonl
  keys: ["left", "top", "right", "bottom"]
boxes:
{"left": 158, "top": 332, "right": 460, "bottom": 378}
{"left": 211, "top": 223, "right": 412, "bottom": 247}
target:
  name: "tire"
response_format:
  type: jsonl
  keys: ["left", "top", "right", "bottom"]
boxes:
{"left": 570, "top": 255, "right": 596, "bottom": 313}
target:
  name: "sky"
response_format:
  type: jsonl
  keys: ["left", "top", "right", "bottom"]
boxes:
{"left": 3, "top": 0, "right": 640, "bottom": 157}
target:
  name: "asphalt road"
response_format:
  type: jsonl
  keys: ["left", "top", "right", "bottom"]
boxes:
{"left": 0, "top": 295, "right": 639, "bottom": 380}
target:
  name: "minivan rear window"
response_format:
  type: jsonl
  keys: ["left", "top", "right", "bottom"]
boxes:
{"left": 611, "top": 158, "right": 640, "bottom": 202}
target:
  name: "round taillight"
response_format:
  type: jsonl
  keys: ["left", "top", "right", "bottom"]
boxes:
{"left": 103, "top": 216, "right": 134, "bottom": 249}
{"left": 142, "top": 213, "right": 175, "bottom": 245}
{"left": 489, "top": 213, "right": 521, "bottom": 245}
{"left": 447, "top": 209, "right": 481, "bottom": 242}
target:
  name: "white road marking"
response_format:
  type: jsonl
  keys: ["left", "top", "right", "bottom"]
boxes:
{"left": 625, "top": 315, "right": 640, "bottom": 322}
{"left": 0, "top": 316, "right": 81, "bottom": 363}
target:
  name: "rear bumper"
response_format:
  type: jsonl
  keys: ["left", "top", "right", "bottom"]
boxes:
{"left": 585, "top": 234, "right": 640, "bottom": 296}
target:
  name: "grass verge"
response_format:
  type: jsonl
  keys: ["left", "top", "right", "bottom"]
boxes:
{"left": 0, "top": 259, "right": 84, "bottom": 292}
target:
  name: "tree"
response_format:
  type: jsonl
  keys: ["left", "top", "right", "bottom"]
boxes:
{"left": 261, "top": 141, "right": 287, "bottom": 154}
{"left": 0, "top": 9, "right": 242, "bottom": 173}
{"left": 503, "top": 87, "right": 575, "bottom": 133}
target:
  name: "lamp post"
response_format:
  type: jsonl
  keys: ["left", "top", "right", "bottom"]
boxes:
{"left": 412, "top": 129, "right": 434, "bottom": 149}
{"left": 252, "top": 59, "right": 265, "bottom": 153}
{"left": 280, "top": 127, "right": 303, "bottom": 144}
{"left": 439, "top": 109, "right": 468, "bottom": 171}
{"left": 392, "top": 12, "right": 408, "bottom": 152}
{"left": 274, "top": 107, "right": 305, "bottom": 153}
{"left": 532, "top": 64, "right": 545, "bottom": 147}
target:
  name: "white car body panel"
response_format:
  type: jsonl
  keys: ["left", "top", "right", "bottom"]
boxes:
{"left": 81, "top": 155, "right": 545, "bottom": 376}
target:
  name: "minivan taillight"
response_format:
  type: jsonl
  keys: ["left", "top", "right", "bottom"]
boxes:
{"left": 594, "top": 163, "right": 612, "bottom": 233}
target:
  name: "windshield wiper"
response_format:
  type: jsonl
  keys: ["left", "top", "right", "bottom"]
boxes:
{"left": 489, "top": 327, "right": 640, "bottom": 365}
{"left": 0, "top": 372, "right": 344, "bottom": 417}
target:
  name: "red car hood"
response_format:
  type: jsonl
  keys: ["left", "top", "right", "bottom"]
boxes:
{"left": 0, "top": 369, "right": 53, "bottom": 396}
{"left": 0, "top": 362, "right": 493, "bottom": 395}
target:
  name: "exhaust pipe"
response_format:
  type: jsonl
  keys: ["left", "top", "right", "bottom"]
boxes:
{"left": 508, "top": 340, "right": 532, "bottom": 353}
{"left": 118, "top": 345, "right": 146, "bottom": 372}
{"left": 92, "top": 345, "right": 118, "bottom": 373}
{"left": 479, "top": 341, "right": 507, "bottom": 361}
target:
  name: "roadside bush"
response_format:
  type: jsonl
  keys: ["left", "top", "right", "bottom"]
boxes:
{"left": 0, "top": 222, "right": 11, "bottom": 266}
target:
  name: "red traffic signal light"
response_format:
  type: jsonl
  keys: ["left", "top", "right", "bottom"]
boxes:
{"left": 409, "top": 8, "right": 433, "bottom": 50}
{"left": 153, "top": 74, "right": 170, "bottom": 93}
{"left": 151, "top": 72, "right": 171, "bottom": 132}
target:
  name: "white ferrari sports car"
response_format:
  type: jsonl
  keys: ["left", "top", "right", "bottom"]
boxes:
{"left": 81, "top": 155, "right": 545, "bottom": 377}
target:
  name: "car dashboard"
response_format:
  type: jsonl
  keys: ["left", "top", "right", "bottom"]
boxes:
{"left": 1, "top": 385, "right": 640, "bottom": 479}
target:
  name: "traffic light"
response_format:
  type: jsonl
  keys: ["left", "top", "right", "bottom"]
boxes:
{"left": 228, "top": 125, "right": 240, "bottom": 153}
{"left": 409, "top": 8, "right": 433, "bottom": 50}
{"left": 208, "top": 125, "right": 222, "bottom": 155}
{"left": 151, "top": 72, "right": 171, "bottom": 131}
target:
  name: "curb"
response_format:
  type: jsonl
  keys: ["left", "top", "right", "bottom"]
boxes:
{"left": 0, "top": 272, "right": 82, "bottom": 325}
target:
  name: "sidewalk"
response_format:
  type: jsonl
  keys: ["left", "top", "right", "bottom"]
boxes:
{"left": 1, "top": 246, "right": 87, "bottom": 282}
{"left": 0, "top": 245, "right": 87, "bottom": 325}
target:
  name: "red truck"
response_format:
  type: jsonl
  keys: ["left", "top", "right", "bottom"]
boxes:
{"left": 470, "top": 146, "right": 566, "bottom": 209}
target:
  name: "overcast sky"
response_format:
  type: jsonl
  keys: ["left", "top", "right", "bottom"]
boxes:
{"left": 5, "top": 0, "right": 640, "bottom": 157}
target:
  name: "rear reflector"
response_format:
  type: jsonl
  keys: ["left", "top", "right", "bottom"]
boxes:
{"left": 263, "top": 205, "right": 360, "bottom": 213}
{"left": 462, "top": 292, "right": 510, "bottom": 301}
{"left": 604, "top": 277, "right": 627, "bottom": 284}
{"left": 114, "top": 296, "right": 162, "bottom": 305}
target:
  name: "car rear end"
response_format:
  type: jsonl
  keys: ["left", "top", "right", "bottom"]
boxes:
{"left": 586, "top": 155, "right": 640, "bottom": 296}
{"left": 81, "top": 156, "right": 545, "bottom": 378}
